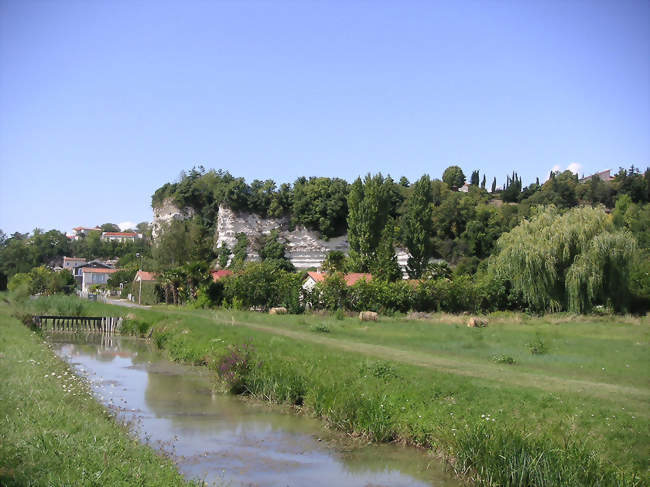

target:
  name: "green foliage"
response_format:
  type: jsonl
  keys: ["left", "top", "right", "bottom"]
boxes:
{"left": 371, "top": 218, "right": 402, "bottom": 282}
{"left": 501, "top": 171, "right": 522, "bottom": 203}
{"left": 292, "top": 177, "right": 349, "bottom": 237}
{"left": 222, "top": 262, "right": 303, "bottom": 311}
{"left": 8, "top": 267, "right": 75, "bottom": 297}
{"left": 347, "top": 174, "right": 393, "bottom": 272}
{"left": 216, "top": 244, "right": 231, "bottom": 269}
{"left": 527, "top": 334, "right": 548, "bottom": 355}
{"left": 322, "top": 250, "right": 347, "bottom": 273}
{"left": 107, "top": 268, "right": 136, "bottom": 289}
{"left": 491, "top": 354, "right": 516, "bottom": 364}
{"left": 402, "top": 175, "right": 434, "bottom": 278}
{"left": 258, "top": 230, "right": 294, "bottom": 272}
{"left": 442, "top": 165, "right": 466, "bottom": 189}
{"left": 315, "top": 272, "right": 348, "bottom": 311}
{"left": 132, "top": 280, "right": 162, "bottom": 305}
{"left": 489, "top": 206, "right": 636, "bottom": 313}
{"left": 359, "top": 360, "right": 400, "bottom": 380}
{"left": 153, "top": 217, "right": 214, "bottom": 270}
{"left": 230, "top": 233, "right": 249, "bottom": 270}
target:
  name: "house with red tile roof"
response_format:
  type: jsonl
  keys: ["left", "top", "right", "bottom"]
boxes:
{"left": 134, "top": 270, "right": 158, "bottom": 282}
{"left": 81, "top": 267, "right": 118, "bottom": 293}
{"left": 302, "top": 271, "right": 372, "bottom": 292}
{"left": 211, "top": 269, "right": 234, "bottom": 282}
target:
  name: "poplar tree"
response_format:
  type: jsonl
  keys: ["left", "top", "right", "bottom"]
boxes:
{"left": 347, "top": 174, "right": 392, "bottom": 272}
{"left": 401, "top": 175, "right": 434, "bottom": 278}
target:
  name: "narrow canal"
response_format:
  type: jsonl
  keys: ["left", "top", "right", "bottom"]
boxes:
{"left": 48, "top": 333, "right": 459, "bottom": 487}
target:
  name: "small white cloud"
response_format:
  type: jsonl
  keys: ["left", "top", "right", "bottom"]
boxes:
{"left": 118, "top": 221, "right": 136, "bottom": 231}
{"left": 567, "top": 162, "right": 582, "bottom": 174}
{"left": 550, "top": 164, "right": 561, "bottom": 174}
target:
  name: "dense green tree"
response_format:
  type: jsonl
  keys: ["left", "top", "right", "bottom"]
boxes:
{"left": 501, "top": 172, "right": 522, "bottom": 203}
{"left": 372, "top": 218, "right": 402, "bottom": 281}
{"left": 491, "top": 177, "right": 497, "bottom": 193}
{"left": 470, "top": 170, "right": 480, "bottom": 186}
{"left": 258, "top": 230, "right": 294, "bottom": 272}
{"left": 489, "top": 206, "right": 636, "bottom": 312}
{"left": 292, "top": 177, "right": 349, "bottom": 237}
{"left": 153, "top": 218, "right": 213, "bottom": 270}
{"left": 481, "top": 175, "right": 486, "bottom": 189}
{"left": 613, "top": 166, "right": 649, "bottom": 203}
{"left": 401, "top": 175, "right": 434, "bottom": 277}
{"left": 100, "top": 223, "right": 121, "bottom": 232}
{"left": 347, "top": 174, "right": 392, "bottom": 272}
{"left": 442, "top": 165, "right": 466, "bottom": 189}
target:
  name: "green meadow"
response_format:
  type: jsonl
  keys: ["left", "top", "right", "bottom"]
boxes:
{"left": 10, "top": 295, "right": 650, "bottom": 485}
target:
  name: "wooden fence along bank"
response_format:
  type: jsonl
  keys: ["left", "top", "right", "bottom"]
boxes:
{"left": 32, "top": 315, "right": 123, "bottom": 333}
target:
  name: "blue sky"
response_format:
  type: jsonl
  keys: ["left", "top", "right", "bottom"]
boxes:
{"left": 1, "top": 0, "right": 648, "bottom": 234}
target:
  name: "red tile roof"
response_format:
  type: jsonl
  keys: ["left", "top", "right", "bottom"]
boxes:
{"left": 135, "top": 271, "right": 158, "bottom": 281}
{"left": 81, "top": 267, "right": 118, "bottom": 274}
{"left": 211, "top": 269, "right": 233, "bottom": 281}
{"left": 306, "top": 272, "right": 372, "bottom": 287}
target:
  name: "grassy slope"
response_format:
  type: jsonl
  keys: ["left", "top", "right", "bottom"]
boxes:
{"left": 18, "top": 296, "right": 650, "bottom": 484}
{"left": 0, "top": 302, "right": 191, "bottom": 487}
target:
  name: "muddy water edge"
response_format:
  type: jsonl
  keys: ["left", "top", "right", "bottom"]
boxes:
{"left": 46, "top": 332, "right": 460, "bottom": 487}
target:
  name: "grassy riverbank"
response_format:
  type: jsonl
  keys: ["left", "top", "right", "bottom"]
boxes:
{"left": 0, "top": 301, "right": 192, "bottom": 486}
{"left": 15, "top": 296, "right": 650, "bottom": 485}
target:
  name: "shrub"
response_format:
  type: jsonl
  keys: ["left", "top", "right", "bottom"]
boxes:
{"left": 527, "top": 334, "right": 548, "bottom": 355}
{"left": 217, "top": 343, "right": 255, "bottom": 394}
{"left": 491, "top": 354, "right": 517, "bottom": 365}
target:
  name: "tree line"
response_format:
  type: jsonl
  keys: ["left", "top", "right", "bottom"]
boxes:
{"left": 2, "top": 164, "right": 648, "bottom": 313}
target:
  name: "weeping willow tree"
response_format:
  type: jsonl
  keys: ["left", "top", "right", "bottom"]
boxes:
{"left": 489, "top": 206, "right": 636, "bottom": 313}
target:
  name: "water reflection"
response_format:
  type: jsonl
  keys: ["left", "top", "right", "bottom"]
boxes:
{"left": 48, "top": 333, "right": 458, "bottom": 487}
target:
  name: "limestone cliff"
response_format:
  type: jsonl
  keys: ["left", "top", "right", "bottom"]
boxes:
{"left": 153, "top": 201, "right": 409, "bottom": 273}
{"left": 215, "top": 205, "right": 349, "bottom": 269}
{"left": 151, "top": 198, "right": 195, "bottom": 239}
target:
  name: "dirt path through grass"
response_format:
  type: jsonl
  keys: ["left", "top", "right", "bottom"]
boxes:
{"left": 215, "top": 316, "right": 649, "bottom": 410}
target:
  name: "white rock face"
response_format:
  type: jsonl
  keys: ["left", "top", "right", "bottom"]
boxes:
{"left": 215, "top": 205, "right": 349, "bottom": 269}
{"left": 151, "top": 198, "right": 195, "bottom": 239}
{"left": 153, "top": 202, "right": 411, "bottom": 274}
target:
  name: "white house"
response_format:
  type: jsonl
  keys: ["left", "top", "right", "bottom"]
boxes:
{"left": 101, "top": 232, "right": 142, "bottom": 243}
{"left": 81, "top": 267, "right": 117, "bottom": 293}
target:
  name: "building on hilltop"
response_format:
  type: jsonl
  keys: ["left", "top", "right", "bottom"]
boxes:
{"left": 67, "top": 226, "right": 101, "bottom": 241}
{"left": 101, "top": 232, "right": 142, "bottom": 243}
{"left": 579, "top": 169, "right": 613, "bottom": 183}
